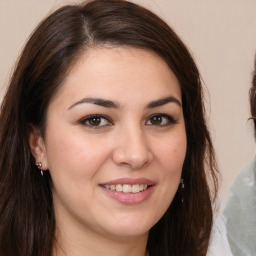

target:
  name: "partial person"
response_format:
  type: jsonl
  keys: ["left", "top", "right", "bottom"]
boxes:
{"left": 224, "top": 57, "right": 256, "bottom": 256}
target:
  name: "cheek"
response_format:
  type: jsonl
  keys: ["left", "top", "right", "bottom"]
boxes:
{"left": 156, "top": 134, "right": 187, "bottom": 175}
{"left": 150, "top": 134, "right": 186, "bottom": 220}
{"left": 44, "top": 129, "right": 111, "bottom": 179}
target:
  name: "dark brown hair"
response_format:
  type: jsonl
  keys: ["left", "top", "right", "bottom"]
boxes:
{"left": 250, "top": 56, "right": 256, "bottom": 134}
{"left": 0, "top": 1, "right": 218, "bottom": 255}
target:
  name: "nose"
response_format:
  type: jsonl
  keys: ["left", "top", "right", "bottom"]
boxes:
{"left": 112, "top": 126, "right": 153, "bottom": 170}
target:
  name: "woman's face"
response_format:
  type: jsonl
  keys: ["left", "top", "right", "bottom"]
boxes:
{"left": 32, "top": 47, "right": 187, "bottom": 240}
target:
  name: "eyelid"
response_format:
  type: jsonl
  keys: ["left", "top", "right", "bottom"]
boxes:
{"left": 146, "top": 113, "right": 178, "bottom": 126}
{"left": 79, "top": 114, "right": 113, "bottom": 128}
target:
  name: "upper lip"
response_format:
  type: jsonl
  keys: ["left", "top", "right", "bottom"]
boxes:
{"left": 100, "top": 177, "right": 155, "bottom": 186}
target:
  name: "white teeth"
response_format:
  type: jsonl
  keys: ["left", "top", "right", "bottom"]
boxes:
{"left": 132, "top": 184, "right": 140, "bottom": 193}
{"left": 123, "top": 184, "right": 132, "bottom": 193}
{"left": 116, "top": 184, "right": 122, "bottom": 192}
{"left": 104, "top": 184, "right": 148, "bottom": 193}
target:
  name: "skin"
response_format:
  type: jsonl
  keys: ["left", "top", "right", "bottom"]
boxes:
{"left": 30, "top": 46, "right": 187, "bottom": 256}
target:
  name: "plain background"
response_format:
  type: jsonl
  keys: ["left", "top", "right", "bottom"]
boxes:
{"left": 1, "top": 0, "right": 256, "bottom": 204}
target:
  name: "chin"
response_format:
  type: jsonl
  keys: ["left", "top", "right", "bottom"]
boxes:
{"left": 100, "top": 214, "right": 158, "bottom": 238}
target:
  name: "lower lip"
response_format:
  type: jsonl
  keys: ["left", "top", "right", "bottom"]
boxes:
{"left": 100, "top": 186, "right": 154, "bottom": 205}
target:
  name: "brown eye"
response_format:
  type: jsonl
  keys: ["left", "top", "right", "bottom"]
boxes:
{"left": 146, "top": 114, "right": 178, "bottom": 126}
{"left": 150, "top": 116, "right": 162, "bottom": 125}
{"left": 88, "top": 117, "right": 101, "bottom": 126}
{"left": 80, "top": 115, "right": 112, "bottom": 128}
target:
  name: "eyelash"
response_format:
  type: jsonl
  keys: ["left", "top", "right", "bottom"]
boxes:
{"left": 79, "top": 113, "right": 178, "bottom": 128}
{"left": 79, "top": 114, "right": 113, "bottom": 128}
{"left": 146, "top": 113, "right": 178, "bottom": 126}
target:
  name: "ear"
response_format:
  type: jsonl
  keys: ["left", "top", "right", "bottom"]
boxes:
{"left": 28, "top": 126, "right": 48, "bottom": 170}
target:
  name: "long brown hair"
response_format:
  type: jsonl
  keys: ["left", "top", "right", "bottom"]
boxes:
{"left": 0, "top": 1, "right": 218, "bottom": 255}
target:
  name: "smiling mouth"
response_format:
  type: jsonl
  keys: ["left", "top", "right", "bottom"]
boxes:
{"left": 103, "top": 184, "right": 149, "bottom": 193}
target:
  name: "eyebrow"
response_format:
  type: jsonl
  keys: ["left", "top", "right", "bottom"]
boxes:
{"left": 68, "top": 96, "right": 181, "bottom": 110}
{"left": 68, "top": 97, "right": 120, "bottom": 110}
{"left": 145, "top": 96, "right": 181, "bottom": 109}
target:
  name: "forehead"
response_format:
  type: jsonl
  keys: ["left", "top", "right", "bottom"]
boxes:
{"left": 53, "top": 46, "right": 182, "bottom": 107}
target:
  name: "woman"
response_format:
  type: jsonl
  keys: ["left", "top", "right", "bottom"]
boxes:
{"left": 0, "top": 1, "right": 219, "bottom": 255}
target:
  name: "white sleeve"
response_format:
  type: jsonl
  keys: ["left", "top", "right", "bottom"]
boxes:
{"left": 207, "top": 216, "right": 233, "bottom": 256}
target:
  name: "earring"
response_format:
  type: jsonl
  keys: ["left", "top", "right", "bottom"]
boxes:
{"left": 180, "top": 178, "right": 185, "bottom": 203}
{"left": 36, "top": 162, "right": 43, "bottom": 176}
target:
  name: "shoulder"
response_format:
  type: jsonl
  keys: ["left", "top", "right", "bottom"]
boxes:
{"left": 223, "top": 157, "right": 256, "bottom": 256}
{"left": 229, "top": 157, "right": 256, "bottom": 195}
{"left": 207, "top": 216, "right": 233, "bottom": 256}
{"left": 223, "top": 156, "right": 256, "bottom": 222}
{"left": 223, "top": 157, "right": 256, "bottom": 218}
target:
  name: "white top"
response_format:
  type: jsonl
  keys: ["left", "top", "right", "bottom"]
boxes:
{"left": 207, "top": 216, "right": 234, "bottom": 256}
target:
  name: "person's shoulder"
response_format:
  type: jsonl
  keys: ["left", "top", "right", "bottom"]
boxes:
{"left": 223, "top": 157, "right": 256, "bottom": 256}
{"left": 223, "top": 156, "right": 256, "bottom": 223}
{"left": 235, "top": 157, "right": 255, "bottom": 182}
{"left": 227, "top": 157, "right": 256, "bottom": 199}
